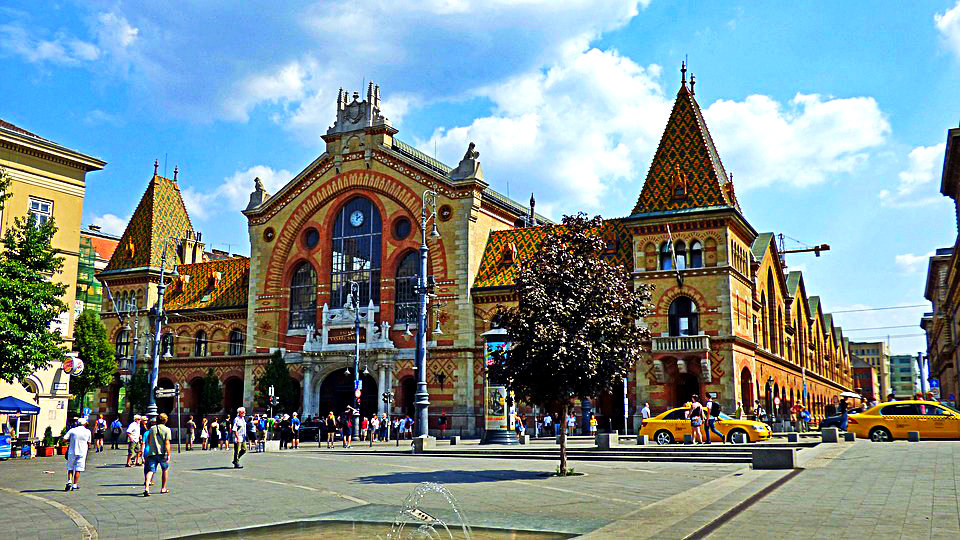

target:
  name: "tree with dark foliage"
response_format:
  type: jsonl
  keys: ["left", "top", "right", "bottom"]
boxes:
{"left": 489, "top": 214, "right": 652, "bottom": 476}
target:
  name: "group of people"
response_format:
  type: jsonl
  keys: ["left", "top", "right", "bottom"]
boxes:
{"left": 684, "top": 396, "right": 727, "bottom": 444}
{"left": 318, "top": 409, "right": 413, "bottom": 448}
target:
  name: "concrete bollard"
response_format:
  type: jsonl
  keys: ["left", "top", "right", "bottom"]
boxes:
{"left": 449, "top": 436, "right": 460, "bottom": 445}
{"left": 264, "top": 440, "right": 280, "bottom": 452}
{"left": 595, "top": 433, "right": 620, "bottom": 450}
{"left": 412, "top": 435, "right": 436, "bottom": 453}
{"left": 908, "top": 431, "right": 920, "bottom": 442}
{"left": 821, "top": 428, "right": 839, "bottom": 443}
{"left": 636, "top": 434, "right": 649, "bottom": 445}
{"left": 842, "top": 432, "right": 855, "bottom": 442}
{"left": 752, "top": 448, "right": 797, "bottom": 470}
{"left": 683, "top": 434, "right": 693, "bottom": 445}
{"left": 519, "top": 435, "right": 531, "bottom": 445}
{"left": 787, "top": 433, "right": 799, "bottom": 443}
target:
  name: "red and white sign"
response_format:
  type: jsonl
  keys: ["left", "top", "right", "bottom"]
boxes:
{"left": 354, "top": 389, "right": 361, "bottom": 399}
{"left": 774, "top": 397, "right": 781, "bottom": 407}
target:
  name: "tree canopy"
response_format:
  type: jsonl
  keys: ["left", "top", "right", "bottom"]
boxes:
{"left": 0, "top": 209, "right": 68, "bottom": 384}
{"left": 71, "top": 311, "right": 117, "bottom": 409}
{"left": 255, "top": 350, "right": 298, "bottom": 413}
{"left": 198, "top": 368, "right": 223, "bottom": 418}
{"left": 489, "top": 214, "right": 652, "bottom": 474}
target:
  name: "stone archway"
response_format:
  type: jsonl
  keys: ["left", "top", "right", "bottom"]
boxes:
{"left": 156, "top": 378, "right": 176, "bottom": 415}
{"left": 223, "top": 377, "right": 244, "bottom": 413}
{"left": 739, "top": 366, "right": 753, "bottom": 413}
{"left": 316, "top": 369, "right": 378, "bottom": 420}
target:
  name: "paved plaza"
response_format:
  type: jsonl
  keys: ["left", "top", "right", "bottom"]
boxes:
{"left": 0, "top": 440, "right": 958, "bottom": 539}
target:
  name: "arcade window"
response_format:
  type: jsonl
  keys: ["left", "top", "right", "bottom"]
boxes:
{"left": 689, "top": 240, "right": 703, "bottom": 268}
{"left": 194, "top": 330, "right": 208, "bottom": 357}
{"left": 288, "top": 261, "right": 317, "bottom": 330}
{"left": 674, "top": 241, "right": 687, "bottom": 270}
{"left": 228, "top": 329, "right": 244, "bottom": 356}
{"left": 395, "top": 251, "right": 420, "bottom": 324}
{"left": 115, "top": 330, "right": 130, "bottom": 358}
{"left": 303, "top": 228, "right": 320, "bottom": 249}
{"left": 330, "top": 197, "right": 382, "bottom": 308}
{"left": 659, "top": 242, "right": 672, "bottom": 270}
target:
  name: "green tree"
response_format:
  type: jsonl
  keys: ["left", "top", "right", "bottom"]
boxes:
{"left": 126, "top": 366, "right": 150, "bottom": 413}
{"left": 198, "top": 368, "right": 223, "bottom": 418}
{"left": 0, "top": 167, "right": 11, "bottom": 213}
{"left": 489, "top": 214, "right": 652, "bottom": 476}
{"left": 255, "top": 350, "right": 297, "bottom": 413}
{"left": 0, "top": 212, "right": 68, "bottom": 384}
{"left": 70, "top": 311, "right": 117, "bottom": 411}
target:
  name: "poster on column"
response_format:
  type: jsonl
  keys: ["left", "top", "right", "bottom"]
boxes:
{"left": 485, "top": 386, "right": 508, "bottom": 430}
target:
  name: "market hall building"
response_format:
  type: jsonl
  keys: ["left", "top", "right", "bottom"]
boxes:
{"left": 98, "top": 72, "right": 852, "bottom": 434}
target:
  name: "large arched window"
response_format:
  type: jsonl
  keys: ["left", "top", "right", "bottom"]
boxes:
{"left": 228, "top": 329, "right": 244, "bottom": 356}
{"left": 115, "top": 330, "right": 130, "bottom": 358}
{"left": 668, "top": 296, "right": 699, "bottom": 336}
{"left": 689, "top": 241, "right": 703, "bottom": 268}
{"left": 394, "top": 251, "right": 419, "bottom": 325}
{"left": 674, "top": 241, "right": 687, "bottom": 270}
{"left": 659, "top": 242, "right": 672, "bottom": 270}
{"left": 767, "top": 271, "right": 777, "bottom": 355}
{"left": 194, "top": 330, "right": 207, "bottom": 357}
{"left": 331, "top": 197, "right": 382, "bottom": 308}
{"left": 289, "top": 261, "right": 317, "bottom": 330}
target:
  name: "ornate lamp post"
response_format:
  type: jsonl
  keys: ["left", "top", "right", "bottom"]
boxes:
{"left": 415, "top": 190, "right": 441, "bottom": 438}
{"left": 146, "top": 241, "right": 176, "bottom": 422}
{"left": 349, "top": 280, "right": 361, "bottom": 440}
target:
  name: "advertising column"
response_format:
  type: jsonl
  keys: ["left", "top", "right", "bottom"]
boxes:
{"left": 480, "top": 336, "right": 519, "bottom": 445}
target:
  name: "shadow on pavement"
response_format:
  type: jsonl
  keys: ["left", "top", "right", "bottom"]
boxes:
{"left": 99, "top": 483, "right": 142, "bottom": 487}
{"left": 97, "top": 493, "right": 144, "bottom": 497}
{"left": 95, "top": 464, "right": 129, "bottom": 469}
{"left": 354, "top": 469, "right": 547, "bottom": 484}
{"left": 19, "top": 489, "right": 65, "bottom": 493}
{"left": 191, "top": 466, "right": 235, "bottom": 471}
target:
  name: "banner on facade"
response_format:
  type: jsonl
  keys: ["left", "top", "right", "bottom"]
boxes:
{"left": 485, "top": 385, "right": 508, "bottom": 430}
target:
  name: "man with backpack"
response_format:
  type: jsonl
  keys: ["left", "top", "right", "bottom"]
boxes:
{"left": 704, "top": 395, "right": 725, "bottom": 444}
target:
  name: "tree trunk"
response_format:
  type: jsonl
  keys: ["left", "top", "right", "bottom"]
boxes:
{"left": 559, "top": 403, "right": 568, "bottom": 476}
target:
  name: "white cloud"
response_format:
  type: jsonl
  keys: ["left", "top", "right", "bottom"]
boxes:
{"left": 895, "top": 251, "right": 934, "bottom": 274}
{"left": 936, "top": 1, "right": 960, "bottom": 60}
{"left": 181, "top": 165, "right": 292, "bottom": 221}
{"left": 879, "top": 143, "right": 945, "bottom": 207}
{"left": 90, "top": 213, "right": 129, "bottom": 236}
{"left": 704, "top": 93, "right": 890, "bottom": 190}
{"left": 0, "top": 24, "right": 100, "bottom": 65}
{"left": 223, "top": 60, "right": 312, "bottom": 122}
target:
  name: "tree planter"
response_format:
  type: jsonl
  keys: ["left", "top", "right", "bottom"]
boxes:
{"left": 38, "top": 446, "right": 55, "bottom": 457}
{"left": 58, "top": 445, "right": 69, "bottom": 455}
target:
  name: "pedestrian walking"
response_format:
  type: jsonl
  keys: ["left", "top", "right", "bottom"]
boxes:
{"left": 200, "top": 418, "right": 210, "bottom": 450}
{"left": 733, "top": 401, "right": 744, "bottom": 420}
{"left": 566, "top": 413, "right": 576, "bottom": 435}
{"left": 136, "top": 417, "right": 147, "bottom": 465}
{"left": 588, "top": 413, "right": 597, "bottom": 436}
{"left": 186, "top": 415, "right": 196, "bottom": 451}
{"left": 247, "top": 414, "right": 257, "bottom": 452}
{"left": 93, "top": 415, "right": 106, "bottom": 453}
{"left": 125, "top": 415, "right": 141, "bottom": 467}
{"left": 438, "top": 410, "right": 447, "bottom": 439}
{"left": 209, "top": 417, "right": 220, "bottom": 450}
{"left": 142, "top": 413, "right": 172, "bottom": 496}
{"left": 341, "top": 408, "right": 354, "bottom": 448}
{"left": 543, "top": 413, "right": 553, "bottom": 437}
{"left": 324, "top": 412, "right": 336, "bottom": 448}
{"left": 232, "top": 407, "right": 247, "bottom": 468}
{"left": 63, "top": 418, "right": 92, "bottom": 492}
{"left": 704, "top": 396, "right": 724, "bottom": 444}
{"left": 361, "top": 417, "right": 369, "bottom": 442}
{"left": 279, "top": 414, "right": 290, "bottom": 450}
{"left": 404, "top": 416, "right": 414, "bottom": 439}
{"left": 641, "top": 403, "right": 651, "bottom": 420}
{"left": 110, "top": 416, "right": 123, "bottom": 450}
{"left": 291, "top": 412, "right": 301, "bottom": 449}
{"left": 688, "top": 397, "right": 705, "bottom": 444}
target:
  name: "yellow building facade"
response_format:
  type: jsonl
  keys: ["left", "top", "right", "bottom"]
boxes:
{"left": 0, "top": 118, "right": 105, "bottom": 439}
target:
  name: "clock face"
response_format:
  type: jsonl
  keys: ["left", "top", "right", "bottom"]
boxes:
{"left": 349, "top": 210, "right": 364, "bottom": 227}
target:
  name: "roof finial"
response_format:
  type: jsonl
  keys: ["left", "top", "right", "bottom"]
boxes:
{"left": 680, "top": 61, "right": 687, "bottom": 86}
{"left": 153, "top": 159, "right": 159, "bottom": 176}
{"left": 173, "top": 165, "right": 179, "bottom": 181}
{"left": 529, "top": 192, "right": 536, "bottom": 226}
{"left": 690, "top": 74, "right": 696, "bottom": 96}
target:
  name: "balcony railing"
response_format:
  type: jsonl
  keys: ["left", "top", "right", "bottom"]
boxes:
{"left": 652, "top": 334, "right": 710, "bottom": 353}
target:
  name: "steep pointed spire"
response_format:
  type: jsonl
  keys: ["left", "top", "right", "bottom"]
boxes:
{"left": 630, "top": 73, "right": 734, "bottom": 215}
{"left": 153, "top": 159, "right": 159, "bottom": 176}
{"left": 173, "top": 165, "right": 179, "bottom": 181}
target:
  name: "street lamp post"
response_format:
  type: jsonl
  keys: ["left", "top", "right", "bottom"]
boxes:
{"left": 146, "top": 244, "right": 174, "bottom": 422}
{"left": 415, "top": 190, "right": 441, "bottom": 438}
{"left": 350, "top": 280, "right": 361, "bottom": 440}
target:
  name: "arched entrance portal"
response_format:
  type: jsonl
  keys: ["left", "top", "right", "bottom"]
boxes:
{"left": 223, "top": 377, "right": 243, "bottom": 413}
{"left": 739, "top": 367, "right": 753, "bottom": 412}
{"left": 317, "top": 370, "right": 378, "bottom": 419}
{"left": 675, "top": 373, "right": 700, "bottom": 406}
{"left": 399, "top": 376, "right": 416, "bottom": 417}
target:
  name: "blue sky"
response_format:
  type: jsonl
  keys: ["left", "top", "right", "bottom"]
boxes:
{"left": 3, "top": 1, "right": 960, "bottom": 355}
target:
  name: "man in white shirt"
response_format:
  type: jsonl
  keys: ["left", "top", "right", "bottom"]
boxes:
{"left": 64, "top": 418, "right": 92, "bottom": 491}
{"left": 125, "top": 415, "right": 141, "bottom": 467}
{"left": 543, "top": 414, "right": 553, "bottom": 437}
{"left": 641, "top": 403, "right": 651, "bottom": 420}
{"left": 231, "top": 407, "right": 247, "bottom": 468}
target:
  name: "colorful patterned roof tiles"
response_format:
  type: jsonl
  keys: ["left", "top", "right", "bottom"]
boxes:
{"left": 165, "top": 257, "right": 250, "bottom": 311}
{"left": 631, "top": 83, "right": 734, "bottom": 216}
{"left": 104, "top": 175, "right": 193, "bottom": 273}
{"left": 473, "top": 220, "right": 632, "bottom": 290}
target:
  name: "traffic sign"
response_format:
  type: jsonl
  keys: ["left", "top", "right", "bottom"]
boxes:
{"left": 774, "top": 397, "right": 781, "bottom": 407}
{"left": 929, "top": 379, "right": 940, "bottom": 389}
{"left": 268, "top": 385, "right": 274, "bottom": 396}
{"left": 82, "top": 407, "right": 90, "bottom": 416}
{"left": 354, "top": 389, "right": 361, "bottom": 399}
{"left": 154, "top": 387, "right": 179, "bottom": 399}
{"left": 354, "top": 379, "right": 362, "bottom": 390}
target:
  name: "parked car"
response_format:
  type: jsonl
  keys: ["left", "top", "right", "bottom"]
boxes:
{"left": 847, "top": 400, "right": 960, "bottom": 441}
{"left": 639, "top": 406, "right": 772, "bottom": 444}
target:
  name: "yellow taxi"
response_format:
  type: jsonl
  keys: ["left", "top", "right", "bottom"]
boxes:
{"left": 846, "top": 400, "right": 960, "bottom": 441}
{"left": 639, "top": 406, "right": 772, "bottom": 444}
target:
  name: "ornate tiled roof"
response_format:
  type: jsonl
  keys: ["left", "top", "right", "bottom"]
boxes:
{"left": 631, "top": 81, "right": 735, "bottom": 215}
{"left": 103, "top": 175, "right": 193, "bottom": 273}
{"left": 165, "top": 257, "right": 250, "bottom": 311}
{"left": 473, "top": 220, "right": 632, "bottom": 290}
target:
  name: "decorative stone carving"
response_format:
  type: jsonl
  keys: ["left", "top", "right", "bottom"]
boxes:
{"left": 326, "top": 83, "right": 391, "bottom": 136}
{"left": 700, "top": 357, "right": 712, "bottom": 383}
{"left": 449, "top": 141, "right": 484, "bottom": 181}
{"left": 677, "top": 358, "right": 688, "bottom": 374}
{"left": 246, "top": 176, "right": 269, "bottom": 211}
{"left": 652, "top": 359, "right": 666, "bottom": 384}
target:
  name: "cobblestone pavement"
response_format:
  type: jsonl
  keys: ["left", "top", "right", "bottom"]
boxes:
{"left": 0, "top": 442, "right": 743, "bottom": 540}
{"left": 703, "top": 441, "right": 960, "bottom": 540}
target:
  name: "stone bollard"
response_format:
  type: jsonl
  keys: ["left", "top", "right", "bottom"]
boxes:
{"left": 595, "top": 433, "right": 620, "bottom": 450}
{"left": 752, "top": 448, "right": 797, "bottom": 470}
{"left": 636, "top": 434, "right": 649, "bottom": 446}
{"left": 449, "top": 436, "right": 460, "bottom": 446}
{"left": 842, "top": 432, "right": 855, "bottom": 442}
{"left": 821, "top": 428, "right": 839, "bottom": 443}
{"left": 908, "top": 431, "right": 920, "bottom": 442}
{"left": 412, "top": 435, "right": 436, "bottom": 453}
{"left": 519, "top": 435, "right": 531, "bottom": 445}
{"left": 264, "top": 440, "right": 280, "bottom": 452}
{"left": 683, "top": 434, "right": 693, "bottom": 445}
{"left": 787, "top": 433, "right": 800, "bottom": 443}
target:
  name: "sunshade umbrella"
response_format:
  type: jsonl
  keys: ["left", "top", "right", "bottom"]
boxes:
{"left": 0, "top": 396, "right": 41, "bottom": 415}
